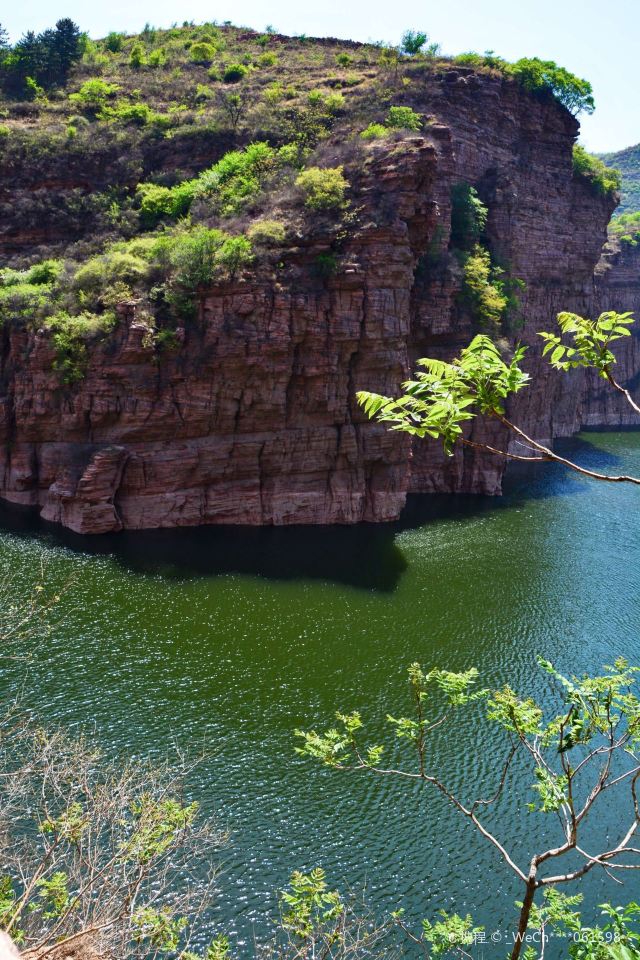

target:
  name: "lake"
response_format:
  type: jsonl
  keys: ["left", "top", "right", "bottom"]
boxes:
{"left": 1, "top": 430, "right": 639, "bottom": 954}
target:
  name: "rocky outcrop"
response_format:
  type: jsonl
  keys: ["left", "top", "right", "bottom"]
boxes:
{"left": 0, "top": 70, "right": 638, "bottom": 533}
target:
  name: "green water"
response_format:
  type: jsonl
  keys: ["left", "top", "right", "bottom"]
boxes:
{"left": 1, "top": 431, "right": 639, "bottom": 952}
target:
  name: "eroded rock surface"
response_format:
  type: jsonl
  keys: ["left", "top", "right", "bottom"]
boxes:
{"left": 0, "top": 72, "right": 637, "bottom": 533}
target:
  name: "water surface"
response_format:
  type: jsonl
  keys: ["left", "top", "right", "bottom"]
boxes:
{"left": 1, "top": 431, "right": 639, "bottom": 952}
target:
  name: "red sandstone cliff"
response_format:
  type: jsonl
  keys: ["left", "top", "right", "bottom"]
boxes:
{"left": 0, "top": 69, "right": 637, "bottom": 533}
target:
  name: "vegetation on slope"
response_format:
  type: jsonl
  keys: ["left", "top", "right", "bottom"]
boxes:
{"left": 601, "top": 142, "right": 640, "bottom": 215}
{"left": 609, "top": 210, "right": 640, "bottom": 246}
{"left": 0, "top": 18, "right": 617, "bottom": 383}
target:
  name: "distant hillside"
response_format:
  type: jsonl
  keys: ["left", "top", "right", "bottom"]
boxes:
{"left": 601, "top": 143, "right": 640, "bottom": 214}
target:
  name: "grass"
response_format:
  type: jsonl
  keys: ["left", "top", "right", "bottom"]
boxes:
{"left": 0, "top": 20, "right": 608, "bottom": 382}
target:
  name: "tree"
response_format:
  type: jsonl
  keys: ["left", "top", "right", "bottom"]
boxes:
{"left": 401, "top": 29, "right": 428, "bottom": 56}
{"left": 357, "top": 311, "right": 640, "bottom": 485}
{"left": 49, "top": 18, "right": 83, "bottom": 85}
{"left": 217, "top": 89, "right": 248, "bottom": 132}
{"left": 296, "top": 658, "right": 640, "bottom": 960}
{"left": 509, "top": 58, "right": 595, "bottom": 116}
{"left": 0, "top": 715, "right": 224, "bottom": 959}
{"left": 0, "top": 19, "right": 82, "bottom": 97}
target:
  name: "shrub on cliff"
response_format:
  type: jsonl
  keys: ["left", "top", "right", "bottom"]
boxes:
{"left": 137, "top": 180, "right": 196, "bottom": 227}
{"left": 360, "top": 123, "right": 388, "bottom": 141}
{"left": 460, "top": 246, "right": 509, "bottom": 329}
{"left": 509, "top": 58, "right": 594, "bottom": 115}
{"left": 247, "top": 218, "right": 286, "bottom": 245}
{"left": 44, "top": 310, "right": 117, "bottom": 382}
{"left": 454, "top": 50, "right": 508, "bottom": 71}
{"left": 0, "top": 259, "right": 62, "bottom": 325}
{"left": 0, "top": 283, "right": 53, "bottom": 325}
{"left": 295, "top": 166, "right": 348, "bottom": 210}
{"left": 385, "top": 105, "right": 421, "bottom": 132}
{"left": 161, "top": 225, "right": 253, "bottom": 290}
{"left": 572, "top": 145, "right": 621, "bottom": 196}
{"left": 450, "top": 184, "right": 488, "bottom": 250}
{"left": 136, "top": 141, "right": 289, "bottom": 226}
{"left": 73, "top": 249, "right": 151, "bottom": 305}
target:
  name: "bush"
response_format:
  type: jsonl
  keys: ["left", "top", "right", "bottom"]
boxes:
{"left": 256, "top": 51, "right": 278, "bottom": 68}
{"left": 0, "top": 282, "right": 53, "bottom": 325}
{"left": 0, "top": 125, "right": 9, "bottom": 138}
{"left": 247, "top": 219, "right": 286, "bottom": 245}
{"left": 401, "top": 30, "right": 428, "bottom": 55}
{"left": 295, "top": 166, "right": 348, "bottom": 211}
{"left": 26, "top": 259, "right": 63, "bottom": 285}
{"left": 509, "top": 58, "right": 595, "bottom": 116}
{"left": 450, "top": 183, "right": 488, "bottom": 250}
{"left": 460, "top": 245, "right": 508, "bottom": 328}
{"left": 223, "top": 63, "right": 248, "bottom": 83}
{"left": 264, "top": 82, "right": 285, "bottom": 105}
{"left": 129, "top": 44, "right": 146, "bottom": 69}
{"left": 386, "top": 105, "right": 422, "bottom": 131}
{"left": 104, "top": 32, "right": 124, "bottom": 53}
{"left": 194, "top": 141, "right": 280, "bottom": 216}
{"left": 99, "top": 100, "right": 169, "bottom": 127}
{"left": 572, "top": 145, "right": 621, "bottom": 196}
{"left": 137, "top": 181, "right": 196, "bottom": 227}
{"left": 315, "top": 252, "right": 338, "bottom": 277}
{"left": 147, "top": 48, "right": 167, "bottom": 67}
{"left": 135, "top": 141, "right": 288, "bottom": 226}
{"left": 307, "top": 90, "right": 345, "bottom": 114}
{"left": 216, "top": 235, "right": 254, "bottom": 280}
{"left": 166, "top": 226, "right": 251, "bottom": 289}
{"left": 324, "top": 92, "right": 345, "bottom": 113}
{"left": 335, "top": 53, "right": 352, "bottom": 68}
{"left": 44, "top": 310, "right": 116, "bottom": 383}
{"left": 189, "top": 42, "right": 216, "bottom": 64}
{"left": 69, "top": 78, "right": 120, "bottom": 114}
{"left": 360, "top": 123, "right": 388, "bottom": 141}
{"left": 73, "top": 249, "right": 151, "bottom": 306}
{"left": 0, "top": 259, "right": 62, "bottom": 325}
{"left": 454, "top": 51, "right": 508, "bottom": 71}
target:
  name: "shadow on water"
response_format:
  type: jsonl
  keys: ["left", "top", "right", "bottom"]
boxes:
{"left": 0, "top": 433, "right": 631, "bottom": 592}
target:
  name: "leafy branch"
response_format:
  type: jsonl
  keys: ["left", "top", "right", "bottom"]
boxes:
{"left": 297, "top": 658, "right": 640, "bottom": 960}
{"left": 358, "top": 311, "right": 640, "bottom": 485}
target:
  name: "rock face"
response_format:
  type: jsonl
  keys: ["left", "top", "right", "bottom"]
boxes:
{"left": 0, "top": 71, "right": 638, "bottom": 534}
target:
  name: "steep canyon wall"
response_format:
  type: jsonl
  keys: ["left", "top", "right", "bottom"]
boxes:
{"left": 0, "top": 69, "right": 637, "bottom": 533}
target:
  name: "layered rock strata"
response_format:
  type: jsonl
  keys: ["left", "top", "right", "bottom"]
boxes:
{"left": 0, "top": 70, "right": 637, "bottom": 532}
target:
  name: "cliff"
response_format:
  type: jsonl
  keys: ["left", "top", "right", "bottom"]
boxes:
{"left": 0, "top": 55, "right": 637, "bottom": 533}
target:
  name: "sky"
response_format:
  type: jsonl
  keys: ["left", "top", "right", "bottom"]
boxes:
{"left": 4, "top": 0, "right": 639, "bottom": 152}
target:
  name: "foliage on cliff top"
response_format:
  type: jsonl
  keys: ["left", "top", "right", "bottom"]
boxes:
{"left": 601, "top": 142, "right": 640, "bottom": 216}
{"left": 0, "top": 16, "right": 606, "bottom": 384}
{"left": 452, "top": 53, "right": 594, "bottom": 116}
{"left": 0, "top": 17, "right": 601, "bottom": 276}
{"left": 572, "top": 145, "right": 620, "bottom": 197}
{"left": 0, "top": 18, "right": 597, "bottom": 172}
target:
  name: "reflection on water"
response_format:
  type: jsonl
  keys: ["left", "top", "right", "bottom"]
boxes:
{"left": 0, "top": 431, "right": 639, "bottom": 954}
